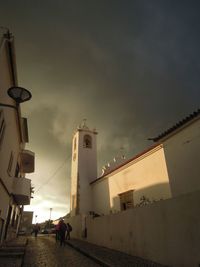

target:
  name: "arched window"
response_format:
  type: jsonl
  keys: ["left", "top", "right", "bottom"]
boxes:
{"left": 83, "top": 134, "right": 92, "bottom": 148}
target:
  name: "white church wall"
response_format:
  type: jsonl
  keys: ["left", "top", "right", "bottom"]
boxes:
{"left": 91, "top": 145, "right": 171, "bottom": 215}
{"left": 91, "top": 177, "right": 110, "bottom": 215}
{"left": 86, "top": 189, "right": 200, "bottom": 267}
{"left": 162, "top": 118, "right": 200, "bottom": 197}
{"left": 65, "top": 214, "right": 83, "bottom": 239}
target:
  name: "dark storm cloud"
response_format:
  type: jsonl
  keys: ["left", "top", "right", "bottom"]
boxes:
{"left": 1, "top": 0, "right": 200, "bottom": 221}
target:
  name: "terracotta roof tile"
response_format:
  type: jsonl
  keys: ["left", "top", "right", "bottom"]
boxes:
{"left": 149, "top": 109, "right": 200, "bottom": 142}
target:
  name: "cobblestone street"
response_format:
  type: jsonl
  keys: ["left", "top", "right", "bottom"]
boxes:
{"left": 23, "top": 236, "right": 100, "bottom": 267}
{"left": 0, "top": 235, "right": 169, "bottom": 267}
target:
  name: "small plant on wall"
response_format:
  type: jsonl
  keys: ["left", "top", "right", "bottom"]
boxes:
{"left": 136, "top": 196, "right": 163, "bottom": 207}
{"left": 136, "top": 196, "right": 151, "bottom": 207}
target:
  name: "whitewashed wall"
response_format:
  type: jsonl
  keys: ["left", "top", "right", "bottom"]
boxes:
{"left": 71, "top": 190, "right": 200, "bottom": 267}
{"left": 162, "top": 118, "right": 200, "bottom": 197}
{"left": 91, "top": 145, "right": 171, "bottom": 215}
{"left": 65, "top": 214, "right": 83, "bottom": 239}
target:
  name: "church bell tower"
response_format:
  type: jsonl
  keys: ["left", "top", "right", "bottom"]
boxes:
{"left": 70, "top": 120, "right": 97, "bottom": 216}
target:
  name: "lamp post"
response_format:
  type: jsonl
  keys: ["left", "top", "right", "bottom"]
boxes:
{"left": 35, "top": 215, "right": 38, "bottom": 224}
{"left": 49, "top": 208, "right": 52, "bottom": 229}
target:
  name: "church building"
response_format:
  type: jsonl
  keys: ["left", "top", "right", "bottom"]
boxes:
{"left": 68, "top": 110, "right": 200, "bottom": 267}
{"left": 70, "top": 109, "right": 200, "bottom": 217}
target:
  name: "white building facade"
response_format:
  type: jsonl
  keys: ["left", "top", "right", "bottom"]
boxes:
{"left": 152, "top": 110, "right": 200, "bottom": 197}
{"left": 0, "top": 30, "right": 35, "bottom": 242}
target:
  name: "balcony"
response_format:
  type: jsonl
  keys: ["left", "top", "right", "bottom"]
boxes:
{"left": 20, "top": 149, "right": 35, "bottom": 173}
{"left": 12, "top": 177, "right": 31, "bottom": 205}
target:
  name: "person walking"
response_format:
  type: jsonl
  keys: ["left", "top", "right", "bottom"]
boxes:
{"left": 66, "top": 223, "right": 72, "bottom": 240}
{"left": 58, "top": 219, "right": 67, "bottom": 246}
{"left": 55, "top": 223, "right": 60, "bottom": 242}
{"left": 33, "top": 223, "right": 40, "bottom": 238}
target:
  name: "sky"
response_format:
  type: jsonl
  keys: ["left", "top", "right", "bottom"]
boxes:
{"left": 0, "top": 0, "right": 200, "bottom": 223}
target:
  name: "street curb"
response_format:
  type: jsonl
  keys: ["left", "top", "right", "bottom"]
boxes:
{"left": 66, "top": 241, "right": 111, "bottom": 267}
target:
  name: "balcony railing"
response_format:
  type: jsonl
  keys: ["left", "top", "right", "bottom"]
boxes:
{"left": 20, "top": 149, "right": 35, "bottom": 173}
{"left": 12, "top": 177, "right": 31, "bottom": 205}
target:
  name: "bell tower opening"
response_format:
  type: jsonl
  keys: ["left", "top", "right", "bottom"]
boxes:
{"left": 83, "top": 134, "right": 92, "bottom": 148}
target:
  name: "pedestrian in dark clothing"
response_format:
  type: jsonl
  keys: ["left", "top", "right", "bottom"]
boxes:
{"left": 58, "top": 219, "right": 67, "bottom": 246}
{"left": 55, "top": 223, "right": 60, "bottom": 242}
{"left": 33, "top": 223, "right": 40, "bottom": 238}
{"left": 66, "top": 223, "right": 72, "bottom": 240}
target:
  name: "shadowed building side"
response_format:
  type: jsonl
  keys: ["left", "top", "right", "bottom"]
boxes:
{"left": 0, "top": 30, "right": 35, "bottom": 243}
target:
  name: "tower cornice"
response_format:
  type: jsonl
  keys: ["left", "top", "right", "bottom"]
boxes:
{"left": 77, "top": 128, "right": 98, "bottom": 135}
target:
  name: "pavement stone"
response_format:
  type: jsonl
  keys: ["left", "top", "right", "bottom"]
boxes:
{"left": 66, "top": 239, "right": 170, "bottom": 267}
{"left": 0, "top": 235, "right": 170, "bottom": 267}
{"left": 23, "top": 235, "right": 101, "bottom": 267}
{"left": 0, "top": 257, "right": 22, "bottom": 267}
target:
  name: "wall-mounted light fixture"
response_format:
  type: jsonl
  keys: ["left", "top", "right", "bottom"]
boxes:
{"left": 0, "top": 86, "right": 32, "bottom": 142}
{"left": 0, "top": 86, "right": 32, "bottom": 109}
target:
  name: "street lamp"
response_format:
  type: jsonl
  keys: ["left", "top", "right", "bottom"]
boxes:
{"left": 49, "top": 208, "right": 52, "bottom": 229}
{"left": 0, "top": 86, "right": 32, "bottom": 141}
{"left": 35, "top": 215, "right": 38, "bottom": 224}
{"left": 0, "top": 86, "right": 32, "bottom": 108}
{"left": 8, "top": 87, "right": 32, "bottom": 104}
{"left": 48, "top": 208, "right": 53, "bottom": 235}
{"left": 49, "top": 208, "right": 52, "bottom": 220}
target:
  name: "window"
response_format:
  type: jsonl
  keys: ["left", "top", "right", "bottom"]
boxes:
{"left": 119, "top": 190, "right": 134, "bottom": 211}
{"left": 83, "top": 134, "right": 92, "bottom": 148}
{"left": 0, "top": 110, "right": 6, "bottom": 148}
{"left": 0, "top": 218, "right": 4, "bottom": 242}
{"left": 15, "top": 163, "right": 20, "bottom": 177}
{"left": 7, "top": 152, "right": 14, "bottom": 176}
{"left": 11, "top": 209, "right": 15, "bottom": 227}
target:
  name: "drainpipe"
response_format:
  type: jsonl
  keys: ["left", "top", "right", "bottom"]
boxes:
{"left": 0, "top": 30, "right": 23, "bottom": 143}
